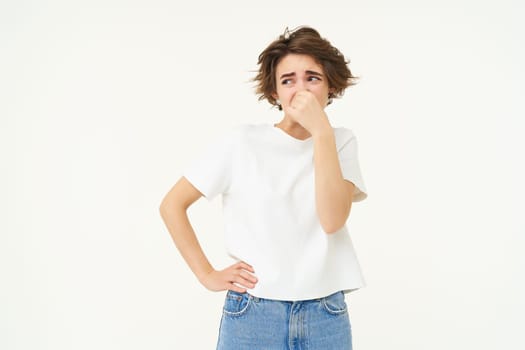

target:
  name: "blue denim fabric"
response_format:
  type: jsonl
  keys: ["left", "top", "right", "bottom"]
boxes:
{"left": 216, "top": 290, "right": 352, "bottom": 350}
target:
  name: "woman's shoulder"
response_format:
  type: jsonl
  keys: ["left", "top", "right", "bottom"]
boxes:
{"left": 226, "top": 123, "right": 357, "bottom": 141}
{"left": 215, "top": 123, "right": 254, "bottom": 138}
{"left": 234, "top": 122, "right": 270, "bottom": 130}
{"left": 212, "top": 123, "right": 267, "bottom": 147}
{"left": 228, "top": 122, "right": 271, "bottom": 137}
{"left": 331, "top": 125, "right": 356, "bottom": 140}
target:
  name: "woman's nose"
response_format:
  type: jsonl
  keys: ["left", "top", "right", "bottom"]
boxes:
{"left": 295, "top": 80, "right": 308, "bottom": 92}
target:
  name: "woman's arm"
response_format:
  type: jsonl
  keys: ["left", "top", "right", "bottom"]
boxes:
{"left": 282, "top": 91, "right": 354, "bottom": 234}
{"left": 159, "top": 176, "right": 258, "bottom": 293}
{"left": 312, "top": 126, "right": 354, "bottom": 234}
{"left": 159, "top": 191, "right": 215, "bottom": 283}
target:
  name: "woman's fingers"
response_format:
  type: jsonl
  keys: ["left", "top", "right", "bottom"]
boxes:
{"left": 202, "top": 261, "right": 257, "bottom": 293}
{"left": 239, "top": 269, "right": 258, "bottom": 283}
{"left": 226, "top": 262, "right": 258, "bottom": 289}
{"left": 200, "top": 264, "right": 258, "bottom": 293}
{"left": 230, "top": 270, "right": 255, "bottom": 288}
{"left": 229, "top": 283, "right": 247, "bottom": 293}
{"left": 234, "top": 261, "right": 257, "bottom": 280}
{"left": 238, "top": 261, "right": 255, "bottom": 273}
{"left": 235, "top": 276, "right": 255, "bottom": 288}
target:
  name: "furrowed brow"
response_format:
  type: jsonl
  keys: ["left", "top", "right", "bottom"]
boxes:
{"left": 279, "top": 72, "right": 296, "bottom": 79}
{"left": 306, "top": 70, "right": 323, "bottom": 77}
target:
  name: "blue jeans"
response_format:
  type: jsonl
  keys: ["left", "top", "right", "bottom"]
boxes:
{"left": 216, "top": 290, "right": 352, "bottom": 350}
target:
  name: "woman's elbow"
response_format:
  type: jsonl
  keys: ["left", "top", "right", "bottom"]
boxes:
{"left": 323, "top": 223, "right": 345, "bottom": 234}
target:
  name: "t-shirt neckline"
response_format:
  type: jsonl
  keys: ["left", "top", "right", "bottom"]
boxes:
{"left": 271, "top": 123, "right": 313, "bottom": 143}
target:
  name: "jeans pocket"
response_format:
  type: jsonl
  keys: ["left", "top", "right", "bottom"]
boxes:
{"left": 321, "top": 291, "right": 348, "bottom": 315}
{"left": 222, "top": 290, "right": 252, "bottom": 317}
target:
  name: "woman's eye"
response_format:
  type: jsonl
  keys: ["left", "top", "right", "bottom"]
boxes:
{"left": 281, "top": 79, "right": 292, "bottom": 85}
{"left": 308, "top": 76, "right": 321, "bottom": 81}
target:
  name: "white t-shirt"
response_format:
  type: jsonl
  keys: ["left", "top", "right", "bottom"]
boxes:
{"left": 183, "top": 122, "right": 368, "bottom": 301}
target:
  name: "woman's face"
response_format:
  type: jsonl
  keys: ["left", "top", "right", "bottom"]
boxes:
{"left": 272, "top": 53, "right": 333, "bottom": 111}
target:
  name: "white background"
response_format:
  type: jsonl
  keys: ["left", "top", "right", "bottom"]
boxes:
{"left": 2, "top": 0, "right": 524, "bottom": 349}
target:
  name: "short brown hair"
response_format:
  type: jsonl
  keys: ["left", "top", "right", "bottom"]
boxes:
{"left": 253, "top": 26, "right": 359, "bottom": 110}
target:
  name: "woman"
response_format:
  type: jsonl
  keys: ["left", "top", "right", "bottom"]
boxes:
{"left": 159, "top": 26, "right": 368, "bottom": 350}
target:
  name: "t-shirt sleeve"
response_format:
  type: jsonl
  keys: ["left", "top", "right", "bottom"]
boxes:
{"left": 338, "top": 129, "right": 368, "bottom": 202}
{"left": 182, "top": 127, "right": 237, "bottom": 201}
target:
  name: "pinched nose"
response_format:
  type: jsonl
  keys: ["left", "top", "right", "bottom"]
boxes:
{"left": 295, "top": 80, "right": 309, "bottom": 92}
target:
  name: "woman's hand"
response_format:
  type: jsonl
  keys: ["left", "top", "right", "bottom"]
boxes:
{"left": 283, "top": 90, "right": 331, "bottom": 137}
{"left": 199, "top": 261, "right": 258, "bottom": 293}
